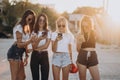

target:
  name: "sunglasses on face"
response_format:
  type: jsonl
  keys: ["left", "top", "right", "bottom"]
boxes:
{"left": 28, "top": 18, "right": 32, "bottom": 21}
{"left": 39, "top": 19, "right": 45, "bottom": 23}
{"left": 58, "top": 25, "right": 65, "bottom": 28}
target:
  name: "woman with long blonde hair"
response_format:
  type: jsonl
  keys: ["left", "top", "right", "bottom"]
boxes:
{"left": 51, "top": 16, "right": 74, "bottom": 80}
{"left": 76, "top": 15, "right": 100, "bottom": 80}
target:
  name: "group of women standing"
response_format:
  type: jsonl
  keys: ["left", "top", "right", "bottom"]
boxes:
{"left": 7, "top": 9, "right": 100, "bottom": 80}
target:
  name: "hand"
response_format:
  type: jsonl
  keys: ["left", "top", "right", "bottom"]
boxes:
{"left": 69, "top": 63, "right": 78, "bottom": 73}
{"left": 27, "top": 49, "right": 33, "bottom": 53}
{"left": 69, "top": 63, "right": 73, "bottom": 71}
{"left": 56, "top": 36, "right": 62, "bottom": 41}
{"left": 31, "top": 34, "right": 37, "bottom": 42}
{"left": 40, "top": 35, "right": 47, "bottom": 40}
{"left": 76, "top": 34, "right": 85, "bottom": 42}
{"left": 23, "top": 57, "right": 28, "bottom": 66}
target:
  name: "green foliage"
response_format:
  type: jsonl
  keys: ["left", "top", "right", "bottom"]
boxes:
{"left": 0, "top": 17, "right": 2, "bottom": 24}
{"left": 73, "top": 7, "right": 98, "bottom": 16}
{"left": 1, "top": 1, "right": 59, "bottom": 34}
{"left": 61, "top": 11, "right": 69, "bottom": 20}
{"left": 40, "top": 7, "right": 58, "bottom": 31}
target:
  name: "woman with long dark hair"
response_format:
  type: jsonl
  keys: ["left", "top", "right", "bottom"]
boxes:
{"left": 7, "top": 9, "right": 36, "bottom": 80}
{"left": 30, "top": 13, "right": 51, "bottom": 80}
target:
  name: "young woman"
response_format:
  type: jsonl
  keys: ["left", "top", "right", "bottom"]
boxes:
{"left": 76, "top": 15, "right": 100, "bottom": 80}
{"left": 7, "top": 9, "right": 36, "bottom": 80}
{"left": 30, "top": 13, "right": 51, "bottom": 80}
{"left": 51, "top": 16, "right": 74, "bottom": 80}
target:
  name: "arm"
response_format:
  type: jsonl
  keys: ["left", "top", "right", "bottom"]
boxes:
{"left": 35, "top": 38, "right": 51, "bottom": 51}
{"left": 15, "top": 31, "right": 32, "bottom": 48}
{"left": 76, "top": 40, "right": 82, "bottom": 52}
{"left": 32, "top": 36, "right": 43, "bottom": 50}
{"left": 17, "top": 40, "right": 31, "bottom": 48}
{"left": 52, "top": 39, "right": 58, "bottom": 53}
{"left": 75, "top": 34, "right": 84, "bottom": 52}
{"left": 68, "top": 44, "right": 72, "bottom": 62}
{"left": 51, "top": 35, "right": 62, "bottom": 53}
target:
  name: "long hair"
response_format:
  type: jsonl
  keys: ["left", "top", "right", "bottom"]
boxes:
{"left": 55, "top": 16, "right": 71, "bottom": 33}
{"left": 19, "top": 9, "right": 36, "bottom": 34}
{"left": 34, "top": 13, "right": 48, "bottom": 34}
{"left": 79, "top": 15, "right": 94, "bottom": 35}
{"left": 55, "top": 16, "right": 74, "bottom": 40}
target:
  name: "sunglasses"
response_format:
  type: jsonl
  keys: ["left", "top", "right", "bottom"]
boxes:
{"left": 28, "top": 18, "right": 32, "bottom": 21}
{"left": 58, "top": 25, "right": 65, "bottom": 28}
{"left": 39, "top": 19, "right": 45, "bottom": 23}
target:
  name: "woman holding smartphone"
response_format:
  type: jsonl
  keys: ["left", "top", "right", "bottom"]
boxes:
{"left": 51, "top": 16, "right": 74, "bottom": 80}
{"left": 30, "top": 13, "right": 51, "bottom": 80}
{"left": 7, "top": 9, "right": 35, "bottom": 80}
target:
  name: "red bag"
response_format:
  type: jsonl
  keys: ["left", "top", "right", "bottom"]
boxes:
{"left": 70, "top": 63, "right": 78, "bottom": 73}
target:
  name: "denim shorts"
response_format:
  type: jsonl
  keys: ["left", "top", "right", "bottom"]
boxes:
{"left": 7, "top": 44, "right": 25, "bottom": 61}
{"left": 52, "top": 52, "right": 71, "bottom": 67}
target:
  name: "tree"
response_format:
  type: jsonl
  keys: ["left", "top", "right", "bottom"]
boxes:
{"left": 73, "top": 7, "right": 98, "bottom": 16}
{"left": 40, "top": 7, "right": 59, "bottom": 31}
{"left": 61, "top": 11, "right": 69, "bottom": 20}
{"left": 0, "top": 0, "right": 59, "bottom": 34}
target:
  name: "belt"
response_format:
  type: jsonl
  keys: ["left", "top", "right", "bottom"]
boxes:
{"left": 33, "top": 50, "right": 47, "bottom": 53}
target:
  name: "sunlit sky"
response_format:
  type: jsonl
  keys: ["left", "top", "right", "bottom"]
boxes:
{"left": 28, "top": 0, "right": 120, "bottom": 23}
{"left": 29, "top": 0, "right": 103, "bottom": 13}
{"left": 9, "top": 0, "right": 120, "bottom": 23}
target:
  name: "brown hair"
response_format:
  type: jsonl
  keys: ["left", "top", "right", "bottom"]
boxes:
{"left": 34, "top": 13, "right": 48, "bottom": 34}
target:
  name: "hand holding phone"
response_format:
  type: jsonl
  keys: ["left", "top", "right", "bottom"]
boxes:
{"left": 56, "top": 33, "right": 63, "bottom": 41}
{"left": 42, "top": 31, "right": 47, "bottom": 37}
{"left": 31, "top": 33, "right": 37, "bottom": 42}
{"left": 58, "top": 33, "right": 62, "bottom": 37}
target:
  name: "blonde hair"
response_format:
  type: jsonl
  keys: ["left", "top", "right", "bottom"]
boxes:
{"left": 55, "top": 16, "right": 70, "bottom": 33}
{"left": 55, "top": 16, "right": 74, "bottom": 40}
{"left": 79, "top": 15, "right": 94, "bottom": 34}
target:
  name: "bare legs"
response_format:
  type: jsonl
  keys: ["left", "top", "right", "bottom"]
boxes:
{"left": 89, "top": 66, "right": 100, "bottom": 80}
{"left": 77, "top": 62, "right": 100, "bottom": 80}
{"left": 52, "top": 64, "right": 70, "bottom": 80}
{"left": 9, "top": 60, "right": 25, "bottom": 80}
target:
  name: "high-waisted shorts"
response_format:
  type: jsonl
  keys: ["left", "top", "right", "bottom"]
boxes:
{"left": 52, "top": 52, "right": 71, "bottom": 67}
{"left": 77, "top": 49, "right": 98, "bottom": 68}
{"left": 7, "top": 44, "right": 25, "bottom": 61}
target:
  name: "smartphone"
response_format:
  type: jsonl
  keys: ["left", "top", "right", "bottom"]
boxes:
{"left": 58, "top": 33, "right": 62, "bottom": 37}
{"left": 42, "top": 31, "right": 47, "bottom": 37}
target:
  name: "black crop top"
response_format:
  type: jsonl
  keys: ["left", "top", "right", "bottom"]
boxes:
{"left": 81, "top": 30, "right": 96, "bottom": 48}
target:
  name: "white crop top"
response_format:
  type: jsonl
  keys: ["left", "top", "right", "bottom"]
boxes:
{"left": 31, "top": 31, "right": 51, "bottom": 47}
{"left": 37, "top": 31, "right": 51, "bottom": 47}
{"left": 51, "top": 32, "right": 73, "bottom": 53}
{"left": 13, "top": 24, "right": 29, "bottom": 42}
